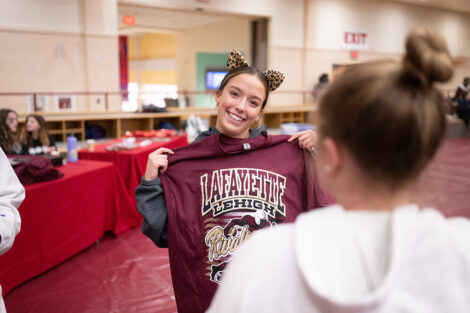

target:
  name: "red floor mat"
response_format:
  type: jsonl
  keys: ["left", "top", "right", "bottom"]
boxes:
{"left": 413, "top": 138, "right": 470, "bottom": 219}
{"left": 4, "top": 228, "right": 176, "bottom": 313}
{"left": 3, "top": 138, "right": 470, "bottom": 312}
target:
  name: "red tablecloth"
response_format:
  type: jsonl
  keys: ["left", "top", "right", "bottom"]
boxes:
{"left": 0, "top": 160, "right": 131, "bottom": 296}
{"left": 78, "top": 134, "right": 188, "bottom": 234}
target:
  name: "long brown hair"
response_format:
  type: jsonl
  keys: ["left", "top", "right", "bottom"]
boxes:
{"left": 20, "top": 115, "right": 51, "bottom": 148}
{"left": 0, "top": 109, "right": 21, "bottom": 154}
{"left": 318, "top": 28, "right": 453, "bottom": 188}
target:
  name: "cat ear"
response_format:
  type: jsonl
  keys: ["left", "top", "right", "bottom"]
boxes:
{"left": 263, "top": 70, "right": 285, "bottom": 91}
{"left": 226, "top": 49, "right": 248, "bottom": 71}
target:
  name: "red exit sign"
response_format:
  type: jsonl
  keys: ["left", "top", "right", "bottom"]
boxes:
{"left": 342, "top": 31, "right": 369, "bottom": 50}
{"left": 123, "top": 15, "right": 135, "bottom": 26}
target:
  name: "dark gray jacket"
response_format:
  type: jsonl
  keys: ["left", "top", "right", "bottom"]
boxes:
{"left": 135, "top": 125, "right": 267, "bottom": 247}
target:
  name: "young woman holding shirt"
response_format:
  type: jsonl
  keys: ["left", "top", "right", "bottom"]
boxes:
{"left": 136, "top": 50, "right": 333, "bottom": 313}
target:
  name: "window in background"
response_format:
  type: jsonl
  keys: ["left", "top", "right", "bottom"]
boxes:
{"left": 122, "top": 83, "right": 178, "bottom": 112}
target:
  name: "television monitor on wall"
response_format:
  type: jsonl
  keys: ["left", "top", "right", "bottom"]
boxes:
{"left": 205, "top": 68, "right": 227, "bottom": 90}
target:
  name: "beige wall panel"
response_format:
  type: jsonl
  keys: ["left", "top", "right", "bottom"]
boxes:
{"left": 85, "top": 94, "right": 122, "bottom": 112}
{"left": 304, "top": 49, "right": 400, "bottom": 97}
{"left": 175, "top": 19, "right": 251, "bottom": 92}
{"left": 139, "top": 34, "right": 175, "bottom": 59}
{"left": 0, "top": 0, "right": 82, "bottom": 33}
{"left": 0, "top": 31, "right": 87, "bottom": 93}
{"left": 107, "top": 94, "right": 123, "bottom": 111}
{"left": 84, "top": 36, "right": 120, "bottom": 111}
{"left": 304, "top": 0, "right": 470, "bottom": 95}
{"left": 84, "top": 0, "right": 118, "bottom": 36}
{"left": 120, "top": 0, "right": 304, "bottom": 47}
{"left": 307, "top": 0, "right": 470, "bottom": 56}
{"left": 84, "top": 36, "right": 120, "bottom": 92}
{"left": 0, "top": 0, "right": 119, "bottom": 113}
{"left": 268, "top": 48, "right": 304, "bottom": 106}
{"left": 0, "top": 96, "right": 29, "bottom": 113}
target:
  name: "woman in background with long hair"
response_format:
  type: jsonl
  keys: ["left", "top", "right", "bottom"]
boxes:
{"left": 0, "top": 109, "right": 24, "bottom": 155}
{"left": 20, "top": 115, "right": 56, "bottom": 155}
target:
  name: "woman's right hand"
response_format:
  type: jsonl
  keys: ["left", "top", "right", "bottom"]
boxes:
{"left": 144, "top": 147, "right": 174, "bottom": 181}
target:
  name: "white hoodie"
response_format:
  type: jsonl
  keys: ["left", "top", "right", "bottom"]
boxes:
{"left": 0, "top": 149, "right": 23, "bottom": 313}
{"left": 207, "top": 205, "right": 470, "bottom": 313}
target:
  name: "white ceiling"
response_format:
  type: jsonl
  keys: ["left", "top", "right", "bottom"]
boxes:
{"left": 118, "top": 5, "right": 246, "bottom": 35}
{"left": 118, "top": 0, "right": 470, "bottom": 35}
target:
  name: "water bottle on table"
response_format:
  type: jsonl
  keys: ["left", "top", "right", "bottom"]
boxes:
{"left": 67, "top": 134, "right": 78, "bottom": 163}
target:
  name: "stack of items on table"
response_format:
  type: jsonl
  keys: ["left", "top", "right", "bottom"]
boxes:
{"left": 8, "top": 155, "right": 63, "bottom": 185}
{"left": 106, "top": 129, "right": 179, "bottom": 151}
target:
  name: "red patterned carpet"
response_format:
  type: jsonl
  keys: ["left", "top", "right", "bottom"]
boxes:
{"left": 5, "top": 229, "right": 177, "bottom": 313}
{"left": 413, "top": 138, "right": 470, "bottom": 220}
{"left": 4, "top": 138, "right": 470, "bottom": 313}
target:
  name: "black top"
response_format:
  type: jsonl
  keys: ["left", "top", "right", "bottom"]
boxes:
{"left": 27, "top": 134, "right": 56, "bottom": 155}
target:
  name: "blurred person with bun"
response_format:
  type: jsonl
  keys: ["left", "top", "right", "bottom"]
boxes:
{"left": 208, "top": 28, "right": 470, "bottom": 313}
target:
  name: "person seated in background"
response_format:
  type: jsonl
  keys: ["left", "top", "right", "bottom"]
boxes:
{"left": 207, "top": 28, "right": 470, "bottom": 313}
{"left": 312, "top": 73, "right": 329, "bottom": 102}
{"left": 457, "top": 91, "right": 470, "bottom": 127}
{"left": 453, "top": 76, "right": 470, "bottom": 102}
{"left": 20, "top": 115, "right": 56, "bottom": 155}
{"left": 0, "top": 109, "right": 25, "bottom": 155}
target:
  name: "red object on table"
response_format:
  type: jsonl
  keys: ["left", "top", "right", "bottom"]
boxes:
{"left": 79, "top": 134, "right": 188, "bottom": 234}
{"left": 124, "top": 129, "right": 176, "bottom": 138}
{"left": 0, "top": 160, "right": 133, "bottom": 296}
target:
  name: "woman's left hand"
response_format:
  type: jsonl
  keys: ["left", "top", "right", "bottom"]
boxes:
{"left": 287, "top": 130, "right": 317, "bottom": 152}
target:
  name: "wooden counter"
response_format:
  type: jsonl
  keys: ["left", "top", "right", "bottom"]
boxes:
{"left": 18, "top": 105, "right": 317, "bottom": 141}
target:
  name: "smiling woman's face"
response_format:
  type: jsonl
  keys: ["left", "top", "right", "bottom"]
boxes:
{"left": 215, "top": 73, "right": 266, "bottom": 138}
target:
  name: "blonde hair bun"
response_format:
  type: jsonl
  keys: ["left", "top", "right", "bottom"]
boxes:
{"left": 403, "top": 28, "right": 453, "bottom": 86}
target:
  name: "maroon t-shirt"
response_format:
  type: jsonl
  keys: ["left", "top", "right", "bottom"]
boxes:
{"left": 160, "top": 134, "right": 333, "bottom": 313}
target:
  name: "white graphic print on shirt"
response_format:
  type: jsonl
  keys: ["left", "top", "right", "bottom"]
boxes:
{"left": 201, "top": 168, "right": 287, "bottom": 283}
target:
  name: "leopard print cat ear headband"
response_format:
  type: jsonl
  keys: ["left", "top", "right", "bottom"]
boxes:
{"left": 226, "top": 49, "right": 285, "bottom": 92}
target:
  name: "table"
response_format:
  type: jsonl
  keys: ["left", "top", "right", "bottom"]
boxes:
{"left": 79, "top": 134, "right": 188, "bottom": 234}
{"left": 0, "top": 160, "right": 132, "bottom": 296}
{"left": 16, "top": 106, "right": 316, "bottom": 141}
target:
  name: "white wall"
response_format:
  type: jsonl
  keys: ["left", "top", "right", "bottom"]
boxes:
{"left": 304, "top": 0, "right": 470, "bottom": 97}
{"left": 0, "top": 0, "right": 82, "bottom": 33}
{"left": 123, "top": 0, "right": 470, "bottom": 106}
{"left": 0, "top": 0, "right": 120, "bottom": 113}
{"left": 120, "top": 0, "right": 305, "bottom": 106}
{"left": 307, "top": 0, "right": 470, "bottom": 55}
{"left": 120, "top": 0, "right": 304, "bottom": 47}
{"left": 175, "top": 18, "right": 251, "bottom": 93}
{"left": 1, "top": 0, "right": 469, "bottom": 112}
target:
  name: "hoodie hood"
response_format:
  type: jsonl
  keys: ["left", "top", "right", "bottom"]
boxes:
{"left": 293, "top": 205, "right": 417, "bottom": 310}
